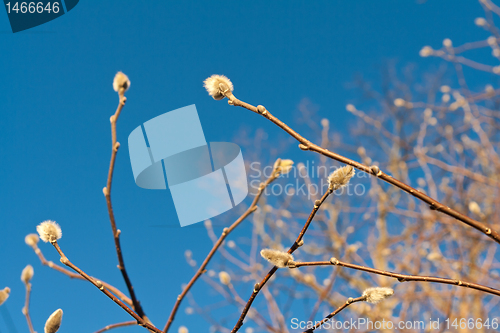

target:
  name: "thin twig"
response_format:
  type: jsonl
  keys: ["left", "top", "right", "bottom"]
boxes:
{"left": 49, "top": 240, "right": 162, "bottom": 333}
{"left": 231, "top": 188, "right": 333, "bottom": 332}
{"left": 22, "top": 282, "right": 35, "bottom": 333}
{"left": 103, "top": 92, "right": 146, "bottom": 318}
{"left": 94, "top": 321, "right": 137, "bottom": 333}
{"left": 303, "top": 296, "right": 366, "bottom": 333}
{"left": 421, "top": 154, "right": 500, "bottom": 187}
{"left": 162, "top": 167, "right": 281, "bottom": 332}
{"left": 30, "top": 244, "right": 133, "bottom": 306}
{"left": 223, "top": 92, "right": 500, "bottom": 245}
{"left": 292, "top": 259, "right": 500, "bottom": 297}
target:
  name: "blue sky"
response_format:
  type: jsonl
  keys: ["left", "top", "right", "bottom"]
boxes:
{"left": 0, "top": 1, "right": 489, "bottom": 332}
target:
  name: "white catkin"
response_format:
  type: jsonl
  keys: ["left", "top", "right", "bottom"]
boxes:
{"left": 113, "top": 71, "right": 130, "bottom": 93}
{"left": 328, "top": 165, "right": 355, "bottom": 190}
{"left": 362, "top": 287, "right": 394, "bottom": 304}
{"left": 203, "top": 75, "right": 233, "bottom": 100}
{"left": 36, "top": 220, "right": 62, "bottom": 243}
{"left": 260, "top": 249, "right": 294, "bottom": 268}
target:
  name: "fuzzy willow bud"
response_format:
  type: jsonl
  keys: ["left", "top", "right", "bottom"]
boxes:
{"left": 113, "top": 71, "right": 130, "bottom": 93}
{"left": 0, "top": 287, "right": 10, "bottom": 306}
{"left": 44, "top": 308, "right": 63, "bottom": 333}
{"left": 260, "top": 249, "right": 294, "bottom": 268}
{"left": 21, "top": 265, "right": 34, "bottom": 284}
{"left": 203, "top": 75, "right": 234, "bottom": 100}
{"left": 36, "top": 220, "right": 62, "bottom": 243}
{"left": 328, "top": 165, "right": 355, "bottom": 191}
{"left": 362, "top": 287, "right": 394, "bottom": 304}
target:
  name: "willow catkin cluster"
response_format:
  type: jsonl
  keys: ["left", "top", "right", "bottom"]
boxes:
{"left": 260, "top": 249, "right": 294, "bottom": 268}
{"left": 36, "top": 220, "right": 62, "bottom": 243}
{"left": 113, "top": 71, "right": 130, "bottom": 93}
{"left": 203, "top": 75, "right": 233, "bottom": 100}
{"left": 328, "top": 165, "right": 355, "bottom": 191}
{"left": 362, "top": 287, "right": 394, "bottom": 304}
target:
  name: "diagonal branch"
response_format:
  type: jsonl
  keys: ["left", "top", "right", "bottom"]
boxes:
{"left": 303, "top": 296, "right": 366, "bottom": 333}
{"left": 231, "top": 187, "right": 333, "bottom": 332}
{"left": 163, "top": 165, "right": 281, "bottom": 332}
{"left": 29, "top": 243, "right": 133, "bottom": 306}
{"left": 49, "top": 240, "right": 162, "bottom": 333}
{"left": 222, "top": 92, "right": 500, "bottom": 245}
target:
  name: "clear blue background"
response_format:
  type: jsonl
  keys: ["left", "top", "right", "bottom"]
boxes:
{"left": 0, "top": 1, "right": 489, "bottom": 332}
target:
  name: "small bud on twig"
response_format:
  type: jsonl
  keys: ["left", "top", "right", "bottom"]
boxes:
{"left": 419, "top": 46, "right": 433, "bottom": 57}
{"left": 21, "top": 264, "right": 34, "bottom": 284}
{"left": 219, "top": 271, "right": 231, "bottom": 285}
{"left": 44, "top": 308, "right": 63, "bottom": 333}
{"left": 370, "top": 165, "right": 381, "bottom": 176}
{"left": 274, "top": 158, "right": 294, "bottom": 175}
{"left": 475, "top": 17, "right": 487, "bottom": 26}
{"left": 25, "top": 234, "right": 39, "bottom": 248}
{"left": 0, "top": 287, "right": 10, "bottom": 306}
{"left": 328, "top": 165, "right": 355, "bottom": 191}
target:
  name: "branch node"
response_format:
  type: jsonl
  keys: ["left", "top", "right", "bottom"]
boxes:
{"left": 95, "top": 280, "right": 104, "bottom": 290}
{"left": 256, "top": 105, "right": 267, "bottom": 115}
{"left": 253, "top": 283, "right": 260, "bottom": 292}
{"left": 370, "top": 165, "right": 382, "bottom": 176}
{"left": 298, "top": 144, "right": 309, "bottom": 151}
{"left": 60, "top": 256, "right": 69, "bottom": 265}
{"left": 329, "top": 257, "right": 339, "bottom": 265}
